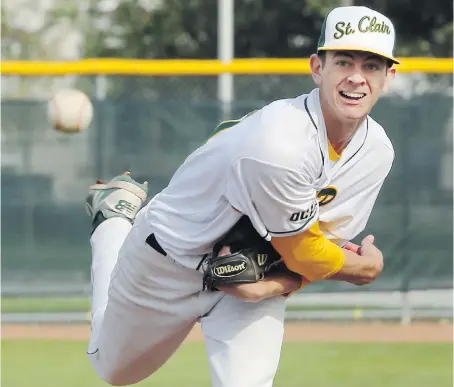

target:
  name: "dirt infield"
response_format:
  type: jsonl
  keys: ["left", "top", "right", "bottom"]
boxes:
{"left": 2, "top": 322, "right": 452, "bottom": 343}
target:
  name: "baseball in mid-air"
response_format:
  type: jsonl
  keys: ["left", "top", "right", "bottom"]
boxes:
{"left": 48, "top": 88, "right": 93, "bottom": 133}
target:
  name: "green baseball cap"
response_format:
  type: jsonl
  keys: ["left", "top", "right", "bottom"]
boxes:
{"left": 317, "top": 6, "right": 399, "bottom": 64}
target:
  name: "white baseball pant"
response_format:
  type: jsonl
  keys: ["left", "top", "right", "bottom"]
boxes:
{"left": 87, "top": 209, "right": 287, "bottom": 387}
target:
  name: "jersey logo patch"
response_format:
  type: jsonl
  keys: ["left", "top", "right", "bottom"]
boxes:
{"left": 317, "top": 186, "right": 337, "bottom": 206}
{"left": 290, "top": 202, "right": 317, "bottom": 222}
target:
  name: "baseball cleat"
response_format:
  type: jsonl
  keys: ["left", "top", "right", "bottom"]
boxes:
{"left": 85, "top": 171, "right": 148, "bottom": 233}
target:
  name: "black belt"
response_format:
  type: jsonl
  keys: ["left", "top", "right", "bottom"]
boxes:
{"left": 147, "top": 233, "right": 209, "bottom": 275}
{"left": 146, "top": 233, "right": 167, "bottom": 256}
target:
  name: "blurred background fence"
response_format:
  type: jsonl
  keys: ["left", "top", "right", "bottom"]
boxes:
{"left": 1, "top": 0, "right": 453, "bottom": 323}
{"left": 1, "top": 60, "right": 453, "bottom": 318}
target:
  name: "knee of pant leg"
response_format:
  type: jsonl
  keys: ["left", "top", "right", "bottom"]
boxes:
{"left": 97, "top": 366, "right": 135, "bottom": 386}
{"left": 89, "top": 352, "right": 135, "bottom": 386}
{"left": 102, "top": 375, "right": 131, "bottom": 387}
{"left": 91, "top": 350, "right": 162, "bottom": 386}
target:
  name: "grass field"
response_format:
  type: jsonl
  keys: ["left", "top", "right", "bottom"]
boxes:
{"left": 2, "top": 296, "right": 452, "bottom": 387}
{"left": 2, "top": 339, "right": 452, "bottom": 387}
{"left": 1, "top": 297, "right": 91, "bottom": 314}
{"left": 1, "top": 296, "right": 395, "bottom": 313}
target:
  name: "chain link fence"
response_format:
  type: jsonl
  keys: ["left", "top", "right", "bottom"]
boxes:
{"left": 1, "top": 74, "right": 452, "bottom": 297}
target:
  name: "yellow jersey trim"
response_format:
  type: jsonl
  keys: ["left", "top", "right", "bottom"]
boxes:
{"left": 271, "top": 221, "right": 345, "bottom": 282}
{"left": 328, "top": 141, "right": 342, "bottom": 161}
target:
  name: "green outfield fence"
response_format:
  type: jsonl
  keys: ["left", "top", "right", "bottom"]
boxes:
{"left": 1, "top": 70, "right": 453, "bottom": 300}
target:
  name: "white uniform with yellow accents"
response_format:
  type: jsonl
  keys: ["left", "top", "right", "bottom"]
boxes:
{"left": 147, "top": 88, "right": 394, "bottom": 262}
{"left": 87, "top": 87, "right": 394, "bottom": 387}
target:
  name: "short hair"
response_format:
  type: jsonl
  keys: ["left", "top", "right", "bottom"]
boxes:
{"left": 316, "top": 50, "right": 393, "bottom": 69}
{"left": 317, "top": 50, "right": 327, "bottom": 64}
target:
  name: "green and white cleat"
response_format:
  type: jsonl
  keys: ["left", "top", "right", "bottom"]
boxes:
{"left": 85, "top": 171, "right": 148, "bottom": 233}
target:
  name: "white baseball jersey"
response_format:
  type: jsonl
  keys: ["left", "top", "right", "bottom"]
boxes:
{"left": 144, "top": 88, "right": 394, "bottom": 268}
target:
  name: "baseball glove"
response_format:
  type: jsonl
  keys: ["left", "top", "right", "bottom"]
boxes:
{"left": 198, "top": 216, "right": 291, "bottom": 291}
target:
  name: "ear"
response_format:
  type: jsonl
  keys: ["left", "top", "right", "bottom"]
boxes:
{"left": 382, "top": 67, "right": 396, "bottom": 93}
{"left": 310, "top": 54, "right": 323, "bottom": 85}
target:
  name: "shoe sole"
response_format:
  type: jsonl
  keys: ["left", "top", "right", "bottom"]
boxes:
{"left": 88, "top": 180, "right": 147, "bottom": 202}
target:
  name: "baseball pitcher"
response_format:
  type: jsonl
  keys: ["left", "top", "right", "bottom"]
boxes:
{"left": 85, "top": 6, "right": 397, "bottom": 386}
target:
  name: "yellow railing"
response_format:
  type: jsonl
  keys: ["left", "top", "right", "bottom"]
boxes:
{"left": 1, "top": 58, "right": 452, "bottom": 76}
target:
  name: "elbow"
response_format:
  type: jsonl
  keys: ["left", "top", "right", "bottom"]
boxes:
{"left": 284, "top": 260, "right": 306, "bottom": 277}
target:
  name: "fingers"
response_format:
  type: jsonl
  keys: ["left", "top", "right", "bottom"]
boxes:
{"left": 344, "top": 241, "right": 361, "bottom": 253}
{"left": 362, "top": 234, "right": 375, "bottom": 245}
{"left": 218, "top": 246, "right": 232, "bottom": 256}
{"left": 344, "top": 235, "right": 375, "bottom": 254}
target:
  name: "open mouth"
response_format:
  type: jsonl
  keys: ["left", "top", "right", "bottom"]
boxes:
{"left": 339, "top": 91, "right": 366, "bottom": 101}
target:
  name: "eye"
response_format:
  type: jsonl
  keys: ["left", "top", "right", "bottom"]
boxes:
{"left": 364, "top": 63, "right": 380, "bottom": 71}
{"left": 336, "top": 60, "right": 351, "bottom": 67}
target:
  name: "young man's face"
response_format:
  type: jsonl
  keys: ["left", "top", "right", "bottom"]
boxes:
{"left": 310, "top": 50, "right": 396, "bottom": 121}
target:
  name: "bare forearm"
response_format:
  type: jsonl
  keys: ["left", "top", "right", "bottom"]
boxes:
{"left": 256, "top": 272, "right": 303, "bottom": 299}
{"left": 328, "top": 249, "right": 383, "bottom": 285}
{"left": 218, "top": 272, "right": 302, "bottom": 302}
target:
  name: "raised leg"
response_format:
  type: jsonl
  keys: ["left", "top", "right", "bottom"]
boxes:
{"left": 85, "top": 172, "right": 207, "bottom": 385}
